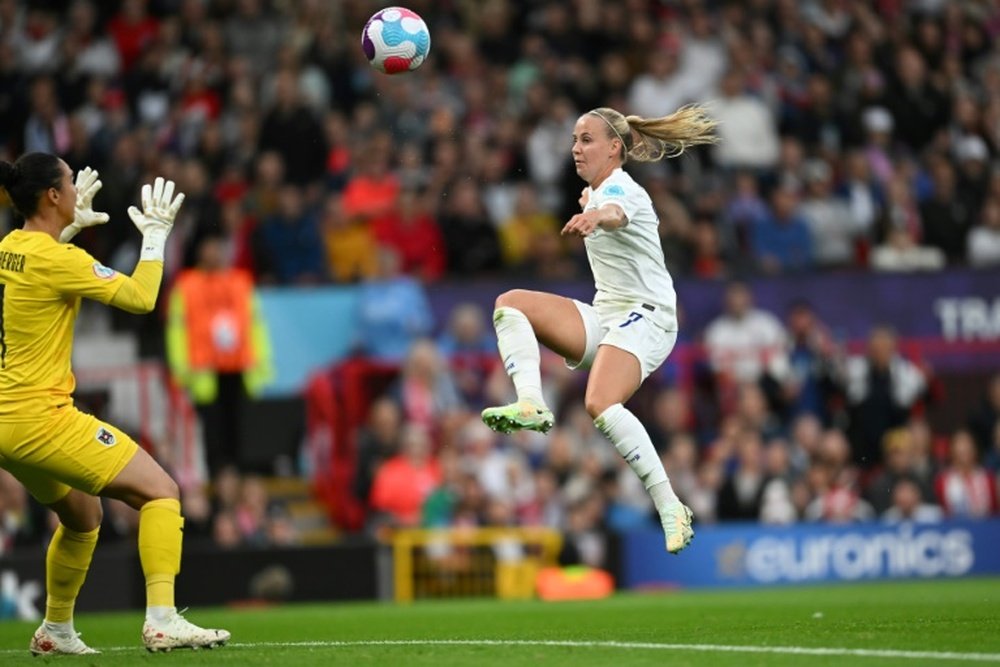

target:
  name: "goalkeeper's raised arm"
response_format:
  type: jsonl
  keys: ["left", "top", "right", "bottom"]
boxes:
{"left": 108, "top": 176, "right": 186, "bottom": 314}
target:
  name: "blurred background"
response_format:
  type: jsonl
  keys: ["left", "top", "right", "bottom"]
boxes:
{"left": 1, "top": 0, "right": 1000, "bottom": 612}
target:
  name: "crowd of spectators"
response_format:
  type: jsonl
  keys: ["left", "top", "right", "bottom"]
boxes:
{"left": 0, "top": 464, "right": 300, "bottom": 554}
{"left": 2, "top": 0, "right": 1000, "bottom": 562}
{"left": 3, "top": 0, "right": 1000, "bottom": 288}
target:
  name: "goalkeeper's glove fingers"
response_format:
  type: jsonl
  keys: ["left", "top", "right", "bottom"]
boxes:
{"left": 74, "top": 166, "right": 100, "bottom": 205}
{"left": 65, "top": 166, "right": 110, "bottom": 242}
{"left": 141, "top": 177, "right": 186, "bottom": 227}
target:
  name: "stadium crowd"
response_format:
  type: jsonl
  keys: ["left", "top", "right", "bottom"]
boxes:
{"left": 1, "top": 0, "right": 1000, "bottom": 562}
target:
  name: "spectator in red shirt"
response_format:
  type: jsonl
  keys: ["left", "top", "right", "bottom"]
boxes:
{"left": 107, "top": 0, "right": 160, "bottom": 71}
{"left": 341, "top": 136, "right": 399, "bottom": 221}
{"left": 369, "top": 423, "right": 442, "bottom": 527}
{"left": 372, "top": 187, "right": 446, "bottom": 282}
{"left": 935, "top": 429, "right": 998, "bottom": 518}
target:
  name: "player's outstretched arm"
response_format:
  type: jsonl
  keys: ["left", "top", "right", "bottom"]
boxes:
{"left": 561, "top": 203, "right": 627, "bottom": 237}
{"left": 59, "top": 166, "right": 110, "bottom": 243}
{"left": 128, "top": 176, "right": 185, "bottom": 262}
{"left": 109, "top": 177, "right": 186, "bottom": 314}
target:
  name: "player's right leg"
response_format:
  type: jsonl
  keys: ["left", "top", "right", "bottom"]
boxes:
{"left": 481, "top": 290, "right": 586, "bottom": 434}
{"left": 22, "top": 489, "right": 102, "bottom": 656}
{"left": 102, "top": 447, "right": 230, "bottom": 652}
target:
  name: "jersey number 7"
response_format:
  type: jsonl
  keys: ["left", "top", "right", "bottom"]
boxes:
{"left": 618, "top": 311, "right": 643, "bottom": 328}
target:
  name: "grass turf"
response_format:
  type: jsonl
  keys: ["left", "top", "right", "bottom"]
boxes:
{"left": 0, "top": 578, "right": 998, "bottom": 666}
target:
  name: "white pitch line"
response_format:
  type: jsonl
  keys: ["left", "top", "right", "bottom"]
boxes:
{"left": 1, "top": 639, "right": 998, "bottom": 662}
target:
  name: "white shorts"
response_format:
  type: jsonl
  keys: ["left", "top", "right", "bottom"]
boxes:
{"left": 566, "top": 300, "right": 677, "bottom": 382}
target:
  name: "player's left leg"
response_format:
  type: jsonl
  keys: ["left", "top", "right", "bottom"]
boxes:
{"left": 1, "top": 421, "right": 103, "bottom": 655}
{"left": 102, "top": 447, "right": 230, "bottom": 652}
{"left": 586, "top": 340, "right": 693, "bottom": 554}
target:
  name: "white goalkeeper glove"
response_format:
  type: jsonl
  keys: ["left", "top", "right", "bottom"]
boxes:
{"left": 60, "top": 166, "right": 110, "bottom": 243}
{"left": 128, "top": 177, "right": 185, "bottom": 261}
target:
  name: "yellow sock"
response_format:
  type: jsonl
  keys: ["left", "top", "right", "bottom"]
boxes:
{"left": 45, "top": 524, "right": 99, "bottom": 623}
{"left": 138, "top": 498, "right": 184, "bottom": 608}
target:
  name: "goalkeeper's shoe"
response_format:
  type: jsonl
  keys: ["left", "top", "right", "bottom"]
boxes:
{"left": 481, "top": 400, "right": 554, "bottom": 434}
{"left": 661, "top": 501, "right": 695, "bottom": 554}
{"left": 29, "top": 623, "right": 99, "bottom": 655}
{"left": 142, "top": 610, "right": 230, "bottom": 652}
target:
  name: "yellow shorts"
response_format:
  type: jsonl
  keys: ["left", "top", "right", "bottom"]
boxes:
{"left": 0, "top": 406, "right": 139, "bottom": 504}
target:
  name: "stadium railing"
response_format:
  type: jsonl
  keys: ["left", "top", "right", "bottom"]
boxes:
{"left": 391, "top": 527, "right": 562, "bottom": 602}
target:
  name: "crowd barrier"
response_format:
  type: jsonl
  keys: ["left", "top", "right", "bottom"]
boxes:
{"left": 390, "top": 527, "right": 562, "bottom": 602}
{"left": 0, "top": 540, "right": 378, "bottom": 618}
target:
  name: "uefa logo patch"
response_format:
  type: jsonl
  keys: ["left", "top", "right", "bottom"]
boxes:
{"left": 92, "top": 262, "right": 117, "bottom": 279}
{"left": 95, "top": 427, "right": 117, "bottom": 447}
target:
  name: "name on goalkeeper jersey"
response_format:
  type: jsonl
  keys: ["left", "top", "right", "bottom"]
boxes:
{"left": 0, "top": 250, "right": 25, "bottom": 272}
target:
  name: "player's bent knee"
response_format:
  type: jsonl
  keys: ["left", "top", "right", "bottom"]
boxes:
{"left": 495, "top": 289, "right": 529, "bottom": 311}
{"left": 153, "top": 475, "right": 181, "bottom": 502}
{"left": 52, "top": 492, "right": 103, "bottom": 532}
{"left": 584, "top": 393, "right": 614, "bottom": 419}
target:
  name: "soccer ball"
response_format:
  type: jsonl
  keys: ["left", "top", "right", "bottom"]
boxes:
{"left": 362, "top": 7, "right": 431, "bottom": 75}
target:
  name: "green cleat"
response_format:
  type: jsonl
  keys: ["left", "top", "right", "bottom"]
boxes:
{"left": 481, "top": 400, "right": 555, "bottom": 435}
{"left": 661, "top": 502, "right": 694, "bottom": 554}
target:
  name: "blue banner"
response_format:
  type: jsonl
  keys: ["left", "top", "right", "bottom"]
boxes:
{"left": 257, "top": 287, "right": 361, "bottom": 397}
{"left": 621, "top": 519, "right": 1000, "bottom": 589}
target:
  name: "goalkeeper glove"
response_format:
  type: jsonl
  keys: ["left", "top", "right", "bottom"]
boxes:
{"left": 60, "top": 166, "right": 110, "bottom": 243}
{"left": 128, "top": 177, "right": 186, "bottom": 261}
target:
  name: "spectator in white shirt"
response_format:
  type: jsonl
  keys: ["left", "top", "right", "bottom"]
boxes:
{"left": 709, "top": 69, "right": 780, "bottom": 171}
{"left": 798, "top": 158, "right": 859, "bottom": 267}
{"left": 967, "top": 196, "right": 1000, "bottom": 268}
{"left": 882, "top": 477, "right": 944, "bottom": 524}
{"left": 704, "top": 282, "right": 790, "bottom": 405}
{"left": 626, "top": 36, "right": 692, "bottom": 120}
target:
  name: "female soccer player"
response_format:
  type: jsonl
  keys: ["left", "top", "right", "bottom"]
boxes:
{"left": 481, "top": 106, "right": 718, "bottom": 554}
{"left": 0, "top": 153, "right": 229, "bottom": 654}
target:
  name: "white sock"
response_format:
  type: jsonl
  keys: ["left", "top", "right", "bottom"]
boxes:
{"left": 494, "top": 307, "right": 545, "bottom": 406}
{"left": 146, "top": 606, "right": 176, "bottom": 624}
{"left": 648, "top": 479, "right": 679, "bottom": 511}
{"left": 43, "top": 620, "right": 74, "bottom": 637}
{"left": 595, "top": 403, "right": 678, "bottom": 511}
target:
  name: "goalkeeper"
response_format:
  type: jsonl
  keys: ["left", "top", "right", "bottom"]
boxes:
{"left": 0, "top": 152, "right": 229, "bottom": 655}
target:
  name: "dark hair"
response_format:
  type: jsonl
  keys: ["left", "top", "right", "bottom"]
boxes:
{"left": 0, "top": 152, "right": 64, "bottom": 219}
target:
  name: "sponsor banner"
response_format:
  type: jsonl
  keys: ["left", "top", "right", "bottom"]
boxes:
{"left": 621, "top": 519, "right": 1000, "bottom": 589}
{"left": 0, "top": 546, "right": 135, "bottom": 618}
{"left": 0, "top": 541, "right": 378, "bottom": 617}
{"left": 426, "top": 269, "right": 1000, "bottom": 343}
{"left": 424, "top": 269, "right": 1000, "bottom": 374}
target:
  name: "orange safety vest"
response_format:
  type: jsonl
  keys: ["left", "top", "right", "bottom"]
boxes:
{"left": 175, "top": 268, "right": 255, "bottom": 372}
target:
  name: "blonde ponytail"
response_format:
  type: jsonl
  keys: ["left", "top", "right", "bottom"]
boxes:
{"left": 590, "top": 104, "right": 719, "bottom": 163}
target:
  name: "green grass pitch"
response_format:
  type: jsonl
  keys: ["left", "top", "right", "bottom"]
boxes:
{"left": 1, "top": 578, "right": 998, "bottom": 665}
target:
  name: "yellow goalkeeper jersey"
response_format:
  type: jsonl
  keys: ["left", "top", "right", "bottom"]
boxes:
{"left": 0, "top": 229, "right": 130, "bottom": 419}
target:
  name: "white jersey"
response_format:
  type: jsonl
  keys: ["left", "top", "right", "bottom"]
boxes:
{"left": 583, "top": 167, "right": 677, "bottom": 331}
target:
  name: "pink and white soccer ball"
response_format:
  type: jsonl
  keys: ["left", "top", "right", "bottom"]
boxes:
{"left": 362, "top": 7, "right": 431, "bottom": 75}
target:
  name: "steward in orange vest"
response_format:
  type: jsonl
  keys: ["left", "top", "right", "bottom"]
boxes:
{"left": 166, "top": 238, "right": 272, "bottom": 405}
